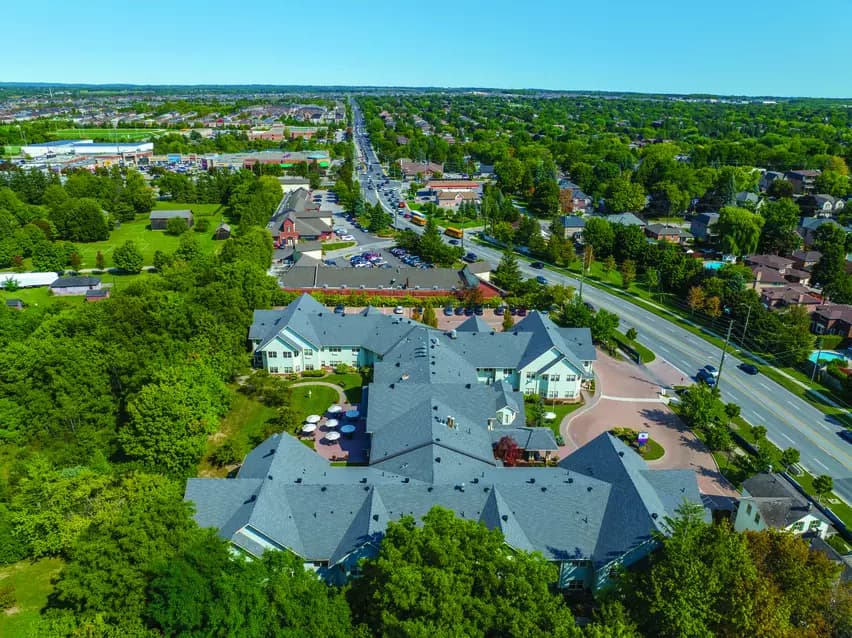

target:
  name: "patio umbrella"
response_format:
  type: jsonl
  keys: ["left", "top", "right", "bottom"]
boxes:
{"left": 325, "top": 419, "right": 339, "bottom": 429}
{"left": 345, "top": 409, "right": 360, "bottom": 419}
{"left": 327, "top": 405, "right": 343, "bottom": 414}
{"left": 544, "top": 412, "right": 557, "bottom": 421}
{"left": 306, "top": 414, "right": 322, "bottom": 424}
{"left": 325, "top": 431, "right": 341, "bottom": 442}
{"left": 340, "top": 424, "right": 356, "bottom": 437}
{"left": 301, "top": 423, "right": 317, "bottom": 433}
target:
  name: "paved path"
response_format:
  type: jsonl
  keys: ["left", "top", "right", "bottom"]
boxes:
{"left": 291, "top": 381, "right": 369, "bottom": 463}
{"left": 563, "top": 351, "right": 738, "bottom": 498}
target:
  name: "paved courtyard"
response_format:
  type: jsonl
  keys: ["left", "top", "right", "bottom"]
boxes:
{"left": 564, "top": 351, "right": 738, "bottom": 498}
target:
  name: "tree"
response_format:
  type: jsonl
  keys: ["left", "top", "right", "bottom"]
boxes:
{"left": 813, "top": 475, "right": 833, "bottom": 503}
{"left": 780, "top": 447, "right": 800, "bottom": 472}
{"left": 758, "top": 198, "right": 801, "bottom": 255}
{"left": 502, "top": 311, "right": 514, "bottom": 331}
{"left": 348, "top": 507, "right": 579, "bottom": 638}
{"left": 715, "top": 206, "right": 764, "bottom": 256}
{"left": 750, "top": 425, "right": 767, "bottom": 443}
{"left": 620, "top": 259, "right": 636, "bottom": 289}
{"left": 492, "top": 247, "right": 523, "bottom": 294}
{"left": 625, "top": 327, "right": 638, "bottom": 341}
{"left": 165, "top": 216, "right": 189, "bottom": 236}
{"left": 704, "top": 296, "right": 722, "bottom": 318}
{"left": 494, "top": 435, "right": 522, "bottom": 466}
{"left": 606, "top": 176, "right": 646, "bottom": 213}
{"left": 582, "top": 217, "right": 615, "bottom": 259}
{"left": 602, "top": 255, "right": 616, "bottom": 279}
{"left": 724, "top": 402, "right": 740, "bottom": 423}
{"left": 814, "top": 170, "right": 851, "bottom": 198}
{"left": 422, "top": 304, "right": 437, "bottom": 328}
{"left": 113, "top": 240, "right": 144, "bottom": 273}
{"left": 687, "top": 286, "right": 706, "bottom": 314}
{"left": 68, "top": 251, "right": 82, "bottom": 271}
{"left": 50, "top": 197, "right": 110, "bottom": 242}
{"left": 591, "top": 308, "right": 620, "bottom": 343}
{"left": 95, "top": 250, "right": 105, "bottom": 270}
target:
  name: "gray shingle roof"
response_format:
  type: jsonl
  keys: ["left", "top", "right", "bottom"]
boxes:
{"left": 149, "top": 209, "right": 192, "bottom": 220}
{"left": 50, "top": 276, "right": 101, "bottom": 288}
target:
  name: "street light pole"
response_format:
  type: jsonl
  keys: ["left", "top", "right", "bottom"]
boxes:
{"left": 716, "top": 320, "right": 734, "bottom": 390}
{"left": 811, "top": 337, "right": 823, "bottom": 382}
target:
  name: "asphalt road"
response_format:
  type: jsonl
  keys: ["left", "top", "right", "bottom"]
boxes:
{"left": 351, "top": 101, "right": 852, "bottom": 507}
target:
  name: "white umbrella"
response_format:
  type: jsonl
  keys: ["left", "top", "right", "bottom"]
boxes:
{"left": 301, "top": 423, "right": 317, "bottom": 433}
{"left": 327, "top": 405, "right": 343, "bottom": 414}
{"left": 544, "top": 411, "right": 557, "bottom": 421}
{"left": 306, "top": 414, "right": 322, "bottom": 424}
{"left": 325, "top": 431, "right": 341, "bottom": 441}
{"left": 325, "top": 419, "right": 339, "bottom": 429}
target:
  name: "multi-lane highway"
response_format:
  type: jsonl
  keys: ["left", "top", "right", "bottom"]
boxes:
{"left": 350, "top": 100, "right": 852, "bottom": 505}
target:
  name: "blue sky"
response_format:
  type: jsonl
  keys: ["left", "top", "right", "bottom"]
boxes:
{"left": 6, "top": 0, "right": 851, "bottom": 97}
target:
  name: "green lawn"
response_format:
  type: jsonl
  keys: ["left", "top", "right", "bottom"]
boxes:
{"left": 322, "top": 372, "right": 365, "bottom": 404}
{"left": 0, "top": 285, "right": 83, "bottom": 309}
{"left": 613, "top": 330, "right": 656, "bottom": 363}
{"left": 152, "top": 201, "right": 224, "bottom": 216}
{"left": 73, "top": 215, "right": 223, "bottom": 269}
{"left": 289, "top": 384, "right": 341, "bottom": 426}
{"left": 0, "top": 558, "right": 64, "bottom": 636}
{"left": 531, "top": 399, "right": 584, "bottom": 438}
{"left": 54, "top": 128, "right": 165, "bottom": 141}
{"left": 322, "top": 241, "right": 356, "bottom": 253}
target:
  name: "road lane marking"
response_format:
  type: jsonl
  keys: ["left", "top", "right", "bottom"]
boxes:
{"left": 814, "top": 458, "right": 831, "bottom": 471}
{"left": 780, "top": 433, "right": 795, "bottom": 444}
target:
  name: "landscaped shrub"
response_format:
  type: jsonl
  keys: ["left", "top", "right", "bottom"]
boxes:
{"left": 0, "top": 583, "right": 16, "bottom": 611}
{"left": 210, "top": 438, "right": 247, "bottom": 467}
{"left": 334, "top": 364, "right": 355, "bottom": 374}
{"left": 194, "top": 218, "right": 210, "bottom": 233}
{"left": 301, "top": 369, "right": 327, "bottom": 378}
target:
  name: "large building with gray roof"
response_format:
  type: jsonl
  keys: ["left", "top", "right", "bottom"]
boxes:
{"left": 186, "top": 293, "right": 706, "bottom": 590}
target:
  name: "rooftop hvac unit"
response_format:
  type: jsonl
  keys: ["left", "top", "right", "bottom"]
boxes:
{"left": 359, "top": 284, "right": 365, "bottom": 289}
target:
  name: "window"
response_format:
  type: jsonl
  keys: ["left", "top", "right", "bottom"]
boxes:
{"left": 548, "top": 391, "right": 558, "bottom": 399}
{"left": 809, "top": 520, "right": 822, "bottom": 531}
{"left": 754, "top": 514, "right": 761, "bottom": 525}
{"left": 267, "top": 351, "right": 278, "bottom": 358}
{"left": 503, "top": 369, "right": 513, "bottom": 375}
{"left": 550, "top": 374, "right": 560, "bottom": 382}
{"left": 791, "top": 521, "right": 805, "bottom": 532}
{"left": 525, "top": 372, "right": 535, "bottom": 380}
{"left": 351, "top": 347, "right": 359, "bottom": 353}
{"left": 566, "top": 375, "right": 577, "bottom": 382}
{"left": 283, "top": 367, "right": 293, "bottom": 373}
{"left": 269, "top": 366, "right": 279, "bottom": 373}
{"left": 281, "top": 351, "right": 292, "bottom": 358}
{"left": 746, "top": 503, "right": 752, "bottom": 515}
{"left": 326, "top": 346, "right": 341, "bottom": 353}
{"left": 305, "top": 364, "right": 314, "bottom": 371}
{"left": 568, "top": 559, "right": 590, "bottom": 567}
{"left": 304, "top": 349, "right": 313, "bottom": 356}
{"left": 524, "top": 388, "right": 534, "bottom": 395}
{"left": 566, "top": 580, "right": 585, "bottom": 590}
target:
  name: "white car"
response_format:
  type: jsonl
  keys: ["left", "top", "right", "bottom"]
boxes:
{"left": 340, "top": 235, "right": 355, "bottom": 242}
{"left": 393, "top": 306, "right": 404, "bottom": 315}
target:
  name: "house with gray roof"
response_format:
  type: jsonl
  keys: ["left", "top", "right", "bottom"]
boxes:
{"left": 605, "top": 212, "right": 646, "bottom": 227}
{"left": 186, "top": 294, "right": 706, "bottom": 590}
{"left": 149, "top": 209, "right": 193, "bottom": 230}
{"left": 733, "top": 473, "right": 830, "bottom": 539}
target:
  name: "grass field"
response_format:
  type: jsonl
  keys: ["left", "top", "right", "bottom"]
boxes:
{"left": 54, "top": 128, "right": 165, "bottom": 141}
{"left": 74, "top": 214, "right": 224, "bottom": 269}
{"left": 0, "top": 557, "right": 64, "bottom": 636}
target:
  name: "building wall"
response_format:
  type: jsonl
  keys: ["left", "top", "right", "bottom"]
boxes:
{"left": 519, "top": 351, "right": 583, "bottom": 400}
{"left": 732, "top": 499, "right": 768, "bottom": 533}
{"left": 51, "top": 284, "right": 101, "bottom": 296}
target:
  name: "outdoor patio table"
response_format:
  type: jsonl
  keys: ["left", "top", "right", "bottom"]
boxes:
{"left": 325, "top": 419, "right": 339, "bottom": 429}
{"left": 306, "top": 414, "right": 321, "bottom": 424}
{"left": 340, "top": 424, "right": 356, "bottom": 437}
{"left": 301, "top": 423, "right": 317, "bottom": 433}
{"left": 325, "top": 431, "right": 341, "bottom": 442}
{"left": 327, "top": 405, "right": 343, "bottom": 414}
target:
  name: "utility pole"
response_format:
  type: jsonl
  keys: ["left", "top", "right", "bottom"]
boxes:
{"left": 810, "top": 337, "right": 823, "bottom": 382}
{"left": 716, "top": 320, "right": 735, "bottom": 390}
{"left": 578, "top": 245, "right": 591, "bottom": 301}
{"left": 740, "top": 304, "right": 753, "bottom": 347}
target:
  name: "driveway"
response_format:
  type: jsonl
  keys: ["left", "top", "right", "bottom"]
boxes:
{"left": 565, "top": 351, "right": 738, "bottom": 498}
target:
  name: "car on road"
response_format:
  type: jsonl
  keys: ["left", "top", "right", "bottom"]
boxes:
{"left": 393, "top": 306, "right": 404, "bottom": 315}
{"left": 531, "top": 261, "right": 544, "bottom": 269}
{"left": 323, "top": 259, "right": 337, "bottom": 266}
{"left": 839, "top": 430, "right": 852, "bottom": 444}
{"left": 443, "top": 306, "right": 454, "bottom": 316}
{"left": 738, "top": 363, "right": 759, "bottom": 375}
{"left": 696, "top": 369, "right": 717, "bottom": 387}
{"left": 535, "top": 275, "right": 548, "bottom": 285}
{"left": 583, "top": 302, "right": 595, "bottom": 312}
{"left": 448, "top": 239, "right": 459, "bottom": 245}
{"left": 463, "top": 252, "right": 478, "bottom": 263}
{"left": 703, "top": 364, "right": 719, "bottom": 378}
{"left": 340, "top": 235, "right": 355, "bottom": 241}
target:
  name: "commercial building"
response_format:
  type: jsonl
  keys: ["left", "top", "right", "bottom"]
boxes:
{"left": 186, "top": 294, "right": 705, "bottom": 590}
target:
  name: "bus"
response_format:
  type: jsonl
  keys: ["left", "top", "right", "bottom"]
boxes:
{"left": 444, "top": 227, "right": 464, "bottom": 239}
{"left": 411, "top": 216, "right": 426, "bottom": 226}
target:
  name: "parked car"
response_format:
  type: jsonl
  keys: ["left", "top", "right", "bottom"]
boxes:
{"left": 531, "top": 261, "right": 544, "bottom": 269}
{"left": 393, "top": 306, "right": 404, "bottom": 315}
{"left": 494, "top": 306, "right": 505, "bottom": 316}
{"left": 509, "top": 306, "right": 518, "bottom": 316}
{"left": 454, "top": 306, "right": 466, "bottom": 316}
{"left": 738, "top": 363, "right": 759, "bottom": 375}
{"left": 333, "top": 305, "right": 345, "bottom": 314}
{"left": 464, "top": 306, "right": 474, "bottom": 316}
{"left": 535, "top": 275, "right": 548, "bottom": 285}
{"left": 443, "top": 306, "right": 454, "bottom": 316}
{"left": 474, "top": 306, "right": 484, "bottom": 316}
{"left": 340, "top": 234, "right": 355, "bottom": 241}
{"left": 517, "top": 307, "right": 527, "bottom": 316}
{"left": 323, "top": 259, "right": 337, "bottom": 266}
{"left": 839, "top": 430, "right": 852, "bottom": 444}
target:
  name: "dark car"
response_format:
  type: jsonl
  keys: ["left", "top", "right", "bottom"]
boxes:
{"left": 443, "top": 306, "right": 454, "bottom": 316}
{"left": 448, "top": 239, "right": 459, "bottom": 245}
{"left": 333, "top": 305, "right": 345, "bottom": 315}
{"left": 696, "top": 369, "right": 717, "bottom": 387}
{"left": 494, "top": 306, "right": 505, "bottom": 316}
{"left": 535, "top": 275, "right": 548, "bottom": 285}
{"left": 517, "top": 307, "right": 527, "bottom": 316}
{"left": 454, "top": 306, "right": 466, "bottom": 316}
{"left": 463, "top": 252, "right": 478, "bottom": 263}
{"left": 509, "top": 306, "right": 518, "bottom": 316}
{"left": 531, "top": 261, "right": 544, "bottom": 269}
{"left": 464, "top": 306, "right": 474, "bottom": 316}
{"left": 839, "top": 430, "right": 852, "bottom": 444}
{"left": 583, "top": 301, "right": 595, "bottom": 312}
{"left": 474, "top": 306, "right": 484, "bottom": 316}
{"left": 323, "top": 259, "right": 337, "bottom": 266}
{"left": 739, "top": 363, "right": 759, "bottom": 375}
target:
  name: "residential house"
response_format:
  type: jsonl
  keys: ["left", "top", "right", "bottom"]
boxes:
{"left": 50, "top": 276, "right": 102, "bottom": 296}
{"left": 735, "top": 191, "right": 762, "bottom": 209}
{"left": 605, "top": 213, "right": 646, "bottom": 228}
{"left": 749, "top": 266, "right": 788, "bottom": 291}
{"left": 558, "top": 215, "right": 586, "bottom": 241}
{"left": 464, "top": 261, "right": 492, "bottom": 283}
{"left": 760, "top": 285, "right": 821, "bottom": 310}
{"left": 733, "top": 473, "right": 830, "bottom": 539}
{"left": 744, "top": 254, "right": 794, "bottom": 272}
{"left": 792, "top": 249, "right": 822, "bottom": 270}
{"left": 187, "top": 294, "right": 706, "bottom": 590}
{"left": 690, "top": 212, "right": 719, "bottom": 242}
{"left": 798, "top": 218, "right": 849, "bottom": 246}
{"left": 214, "top": 223, "right": 232, "bottom": 240}
{"left": 811, "top": 304, "right": 852, "bottom": 338}
{"left": 398, "top": 160, "right": 443, "bottom": 179}
{"left": 149, "top": 209, "right": 194, "bottom": 231}
{"left": 436, "top": 190, "right": 479, "bottom": 209}
{"left": 785, "top": 169, "right": 821, "bottom": 195}
{"left": 558, "top": 179, "right": 593, "bottom": 213}
{"left": 645, "top": 224, "right": 692, "bottom": 244}
{"left": 759, "top": 170, "right": 785, "bottom": 192}
{"left": 798, "top": 194, "right": 845, "bottom": 218}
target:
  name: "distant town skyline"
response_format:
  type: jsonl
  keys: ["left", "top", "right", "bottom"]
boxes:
{"left": 6, "top": 0, "right": 852, "bottom": 98}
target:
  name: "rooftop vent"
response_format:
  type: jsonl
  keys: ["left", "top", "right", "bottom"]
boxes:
{"left": 448, "top": 329, "right": 458, "bottom": 339}
{"left": 501, "top": 514, "right": 508, "bottom": 522}
{"left": 401, "top": 373, "right": 410, "bottom": 381}
{"left": 373, "top": 514, "right": 380, "bottom": 521}
{"left": 447, "top": 416, "right": 456, "bottom": 429}
{"left": 652, "top": 513, "right": 658, "bottom": 519}
{"left": 295, "top": 477, "right": 302, "bottom": 483}
{"left": 321, "top": 486, "right": 327, "bottom": 492}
